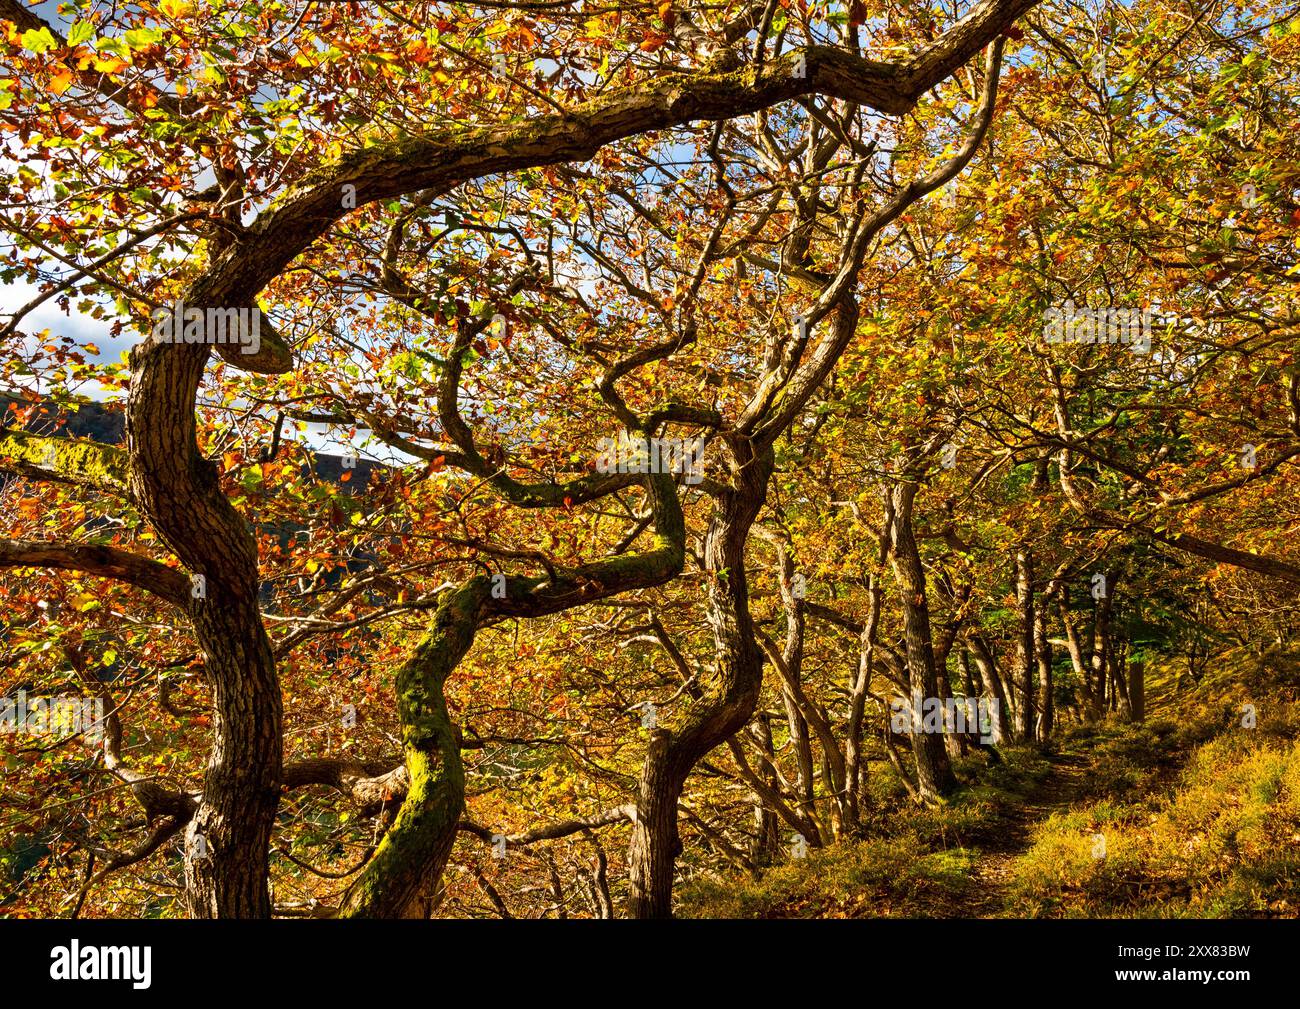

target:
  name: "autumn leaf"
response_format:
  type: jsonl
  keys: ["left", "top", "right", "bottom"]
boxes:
{"left": 47, "top": 71, "right": 74, "bottom": 96}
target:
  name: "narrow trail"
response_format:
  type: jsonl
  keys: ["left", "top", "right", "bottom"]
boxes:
{"left": 965, "top": 751, "right": 1094, "bottom": 917}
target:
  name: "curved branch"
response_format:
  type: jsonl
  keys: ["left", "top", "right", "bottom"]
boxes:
{"left": 179, "top": 0, "right": 1039, "bottom": 374}
{"left": 0, "top": 539, "right": 191, "bottom": 607}
{"left": 0, "top": 430, "right": 128, "bottom": 492}
{"left": 337, "top": 469, "right": 686, "bottom": 917}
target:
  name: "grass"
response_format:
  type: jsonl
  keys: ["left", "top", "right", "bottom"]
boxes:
{"left": 1005, "top": 734, "right": 1300, "bottom": 917}
{"left": 677, "top": 836, "right": 980, "bottom": 918}
{"left": 680, "top": 648, "right": 1300, "bottom": 918}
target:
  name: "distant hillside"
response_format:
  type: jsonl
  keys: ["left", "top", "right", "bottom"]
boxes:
{"left": 1, "top": 394, "right": 381, "bottom": 485}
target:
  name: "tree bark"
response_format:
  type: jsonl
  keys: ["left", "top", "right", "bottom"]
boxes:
{"left": 749, "top": 713, "right": 781, "bottom": 866}
{"left": 1012, "top": 548, "right": 1036, "bottom": 742}
{"left": 1128, "top": 660, "right": 1145, "bottom": 722}
{"left": 1034, "top": 602, "right": 1054, "bottom": 739}
{"left": 336, "top": 583, "right": 480, "bottom": 918}
{"left": 843, "top": 572, "right": 883, "bottom": 833}
{"left": 885, "top": 480, "right": 956, "bottom": 801}
{"left": 968, "top": 633, "right": 1010, "bottom": 745}
{"left": 127, "top": 339, "right": 282, "bottom": 919}
{"left": 1058, "top": 591, "right": 1098, "bottom": 721}
{"left": 1089, "top": 571, "right": 1118, "bottom": 718}
{"left": 626, "top": 439, "right": 772, "bottom": 918}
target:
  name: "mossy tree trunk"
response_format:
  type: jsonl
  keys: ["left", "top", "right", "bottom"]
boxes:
{"left": 340, "top": 472, "right": 686, "bottom": 917}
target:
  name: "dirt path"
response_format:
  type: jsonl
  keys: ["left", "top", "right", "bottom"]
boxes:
{"left": 965, "top": 751, "right": 1093, "bottom": 917}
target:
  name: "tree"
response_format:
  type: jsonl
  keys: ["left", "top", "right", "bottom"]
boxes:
{"left": 0, "top": 0, "right": 1036, "bottom": 918}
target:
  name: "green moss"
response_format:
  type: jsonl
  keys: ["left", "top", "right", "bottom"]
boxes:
{"left": 338, "top": 582, "right": 484, "bottom": 918}
{"left": 0, "top": 430, "right": 128, "bottom": 488}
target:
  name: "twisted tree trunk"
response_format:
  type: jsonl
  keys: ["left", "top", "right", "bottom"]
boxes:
{"left": 127, "top": 338, "right": 282, "bottom": 919}
{"left": 627, "top": 439, "right": 772, "bottom": 918}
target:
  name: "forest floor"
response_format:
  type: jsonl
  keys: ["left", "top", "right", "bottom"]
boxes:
{"left": 679, "top": 650, "right": 1300, "bottom": 918}
{"left": 965, "top": 748, "right": 1094, "bottom": 917}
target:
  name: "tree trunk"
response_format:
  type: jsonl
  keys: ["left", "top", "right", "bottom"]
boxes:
{"left": 1034, "top": 603, "right": 1054, "bottom": 739}
{"left": 181, "top": 599, "right": 282, "bottom": 918}
{"left": 957, "top": 648, "right": 979, "bottom": 749}
{"left": 1089, "top": 572, "right": 1118, "bottom": 718}
{"left": 774, "top": 549, "right": 816, "bottom": 828}
{"left": 885, "top": 480, "right": 956, "bottom": 801}
{"left": 1012, "top": 548, "right": 1036, "bottom": 742}
{"left": 1110, "top": 640, "right": 1132, "bottom": 721}
{"left": 626, "top": 440, "right": 772, "bottom": 918}
{"left": 842, "top": 572, "right": 882, "bottom": 834}
{"left": 128, "top": 338, "right": 282, "bottom": 919}
{"left": 750, "top": 713, "right": 781, "bottom": 866}
{"left": 337, "top": 584, "right": 480, "bottom": 918}
{"left": 1058, "top": 592, "right": 1098, "bottom": 721}
{"left": 1128, "top": 660, "right": 1145, "bottom": 722}
{"left": 968, "top": 633, "right": 1010, "bottom": 744}
{"left": 341, "top": 471, "right": 688, "bottom": 917}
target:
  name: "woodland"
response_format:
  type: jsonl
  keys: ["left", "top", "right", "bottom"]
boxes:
{"left": 0, "top": 0, "right": 1298, "bottom": 920}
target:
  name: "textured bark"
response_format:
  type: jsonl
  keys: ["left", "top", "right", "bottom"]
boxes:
{"left": 758, "top": 545, "right": 843, "bottom": 840}
{"left": 0, "top": 539, "right": 190, "bottom": 606}
{"left": 777, "top": 595, "right": 816, "bottom": 826}
{"left": 749, "top": 714, "right": 781, "bottom": 867}
{"left": 886, "top": 480, "right": 956, "bottom": 801}
{"left": 1089, "top": 573, "right": 1118, "bottom": 719}
{"left": 957, "top": 649, "right": 981, "bottom": 749}
{"left": 1012, "top": 549, "right": 1036, "bottom": 742}
{"left": 1109, "top": 639, "right": 1133, "bottom": 720}
{"left": 842, "top": 573, "right": 882, "bottom": 834}
{"left": 0, "top": 428, "right": 128, "bottom": 490}
{"left": 127, "top": 339, "right": 282, "bottom": 919}
{"left": 341, "top": 472, "right": 686, "bottom": 917}
{"left": 969, "top": 633, "right": 1010, "bottom": 745}
{"left": 337, "top": 583, "right": 480, "bottom": 918}
{"left": 1128, "top": 660, "right": 1146, "bottom": 722}
{"left": 1034, "top": 604, "right": 1054, "bottom": 738}
{"left": 627, "top": 439, "right": 772, "bottom": 918}
{"left": 1058, "top": 592, "right": 1098, "bottom": 720}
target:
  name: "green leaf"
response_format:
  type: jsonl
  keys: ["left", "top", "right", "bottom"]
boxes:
{"left": 124, "top": 27, "right": 163, "bottom": 50}
{"left": 66, "top": 21, "right": 96, "bottom": 47}
{"left": 95, "top": 36, "right": 130, "bottom": 58}
{"left": 20, "top": 27, "right": 58, "bottom": 54}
